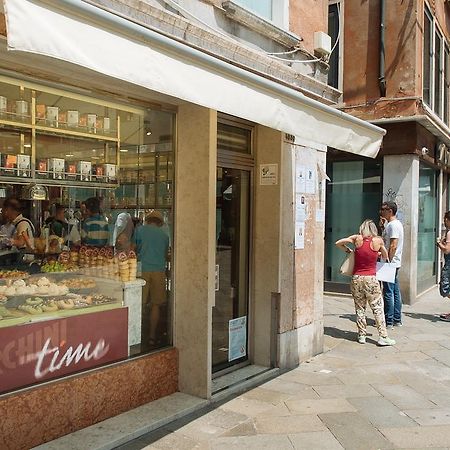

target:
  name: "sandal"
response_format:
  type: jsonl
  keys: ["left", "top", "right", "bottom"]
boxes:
{"left": 440, "top": 313, "right": 450, "bottom": 322}
{"left": 439, "top": 312, "right": 450, "bottom": 319}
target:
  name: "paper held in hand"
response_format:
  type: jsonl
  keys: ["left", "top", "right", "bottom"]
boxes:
{"left": 376, "top": 261, "right": 396, "bottom": 283}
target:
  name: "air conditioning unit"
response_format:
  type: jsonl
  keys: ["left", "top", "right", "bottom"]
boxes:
{"left": 313, "top": 31, "right": 331, "bottom": 56}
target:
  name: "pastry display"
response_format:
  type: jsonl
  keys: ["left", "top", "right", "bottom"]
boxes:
{"left": 117, "top": 250, "right": 137, "bottom": 282}
{"left": 59, "top": 278, "right": 96, "bottom": 289}
{"left": 0, "top": 277, "right": 69, "bottom": 297}
{"left": 0, "top": 270, "right": 29, "bottom": 280}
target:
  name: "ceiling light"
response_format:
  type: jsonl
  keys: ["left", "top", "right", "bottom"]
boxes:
{"left": 65, "top": 153, "right": 74, "bottom": 157}
{"left": 146, "top": 131, "right": 152, "bottom": 136}
{"left": 120, "top": 149, "right": 128, "bottom": 153}
{"left": 24, "top": 144, "right": 31, "bottom": 148}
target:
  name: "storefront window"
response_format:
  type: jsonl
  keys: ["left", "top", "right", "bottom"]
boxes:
{"left": 0, "top": 75, "right": 174, "bottom": 394}
{"left": 417, "top": 163, "right": 438, "bottom": 292}
{"left": 324, "top": 156, "right": 382, "bottom": 291}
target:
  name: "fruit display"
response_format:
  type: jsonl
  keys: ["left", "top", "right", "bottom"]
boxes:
{"left": 41, "top": 261, "right": 71, "bottom": 273}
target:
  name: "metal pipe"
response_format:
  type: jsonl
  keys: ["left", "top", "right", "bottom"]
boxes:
{"left": 379, "top": 0, "right": 386, "bottom": 97}
{"left": 33, "top": 0, "right": 385, "bottom": 136}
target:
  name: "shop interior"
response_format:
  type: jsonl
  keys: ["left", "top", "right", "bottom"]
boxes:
{"left": 0, "top": 74, "right": 175, "bottom": 393}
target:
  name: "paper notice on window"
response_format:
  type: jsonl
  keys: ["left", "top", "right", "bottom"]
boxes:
{"left": 228, "top": 316, "right": 247, "bottom": 361}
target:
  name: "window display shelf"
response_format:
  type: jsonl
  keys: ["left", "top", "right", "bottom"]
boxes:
{"left": 35, "top": 124, "right": 119, "bottom": 143}
{"left": 0, "top": 119, "right": 119, "bottom": 143}
{"left": 0, "top": 175, "right": 118, "bottom": 189}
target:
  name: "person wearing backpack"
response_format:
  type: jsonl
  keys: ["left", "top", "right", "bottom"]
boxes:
{"left": 3, "top": 198, "right": 35, "bottom": 250}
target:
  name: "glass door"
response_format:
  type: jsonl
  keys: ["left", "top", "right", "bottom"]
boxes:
{"left": 417, "top": 162, "right": 438, "bottom": 292}
{"left": 213, "top": 167, "right": 250, "bottom": 373}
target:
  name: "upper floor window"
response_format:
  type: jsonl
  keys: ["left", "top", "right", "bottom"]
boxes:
{"left": 235, "top": 0, "right": 272, "bottom": 20}
{"left": 423, "top": 7, "right": 432, "bottom": 105}
{"left": 328, "top": 2, "right": 341, "bottom": 89}
{"left": 423, "top": 5, "right": 449, "bottom": 124}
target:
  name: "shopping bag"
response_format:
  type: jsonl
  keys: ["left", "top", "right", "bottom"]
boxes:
{"left": 339, "top": 251, "right": 355, "bottom": 277}
{"left": 376, "top": 261, "right": 396, "bottom": 283}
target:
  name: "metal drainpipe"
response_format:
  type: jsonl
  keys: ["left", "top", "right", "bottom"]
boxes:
{"left": 379, "top": 0, "right": 386, "bottom": 97}
{"left": 33, "top": 0, "right": 385, "bottom": 135}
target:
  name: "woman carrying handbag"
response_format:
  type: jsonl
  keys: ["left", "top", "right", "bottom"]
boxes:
{"left": 336, "top": 219, "right": 395, "bottom": 346}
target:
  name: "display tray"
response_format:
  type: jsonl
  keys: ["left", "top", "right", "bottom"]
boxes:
{"left": 0, "top": 302, "right": 122, "bottom": 328}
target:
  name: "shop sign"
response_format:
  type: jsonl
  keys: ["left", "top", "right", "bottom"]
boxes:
{"left": 0, "top": 308, "right": 128, "bottom": 394}
{"left": 260, "top": 164, "right": 278, "bottom": 185}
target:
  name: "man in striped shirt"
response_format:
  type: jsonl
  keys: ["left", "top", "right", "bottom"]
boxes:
{"left": 81, "top": 197, "right": 109, "bottom": 246}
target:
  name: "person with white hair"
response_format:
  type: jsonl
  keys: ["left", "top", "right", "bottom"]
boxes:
{"left": 336, "top": 219, "right": 395, "bottom": 346}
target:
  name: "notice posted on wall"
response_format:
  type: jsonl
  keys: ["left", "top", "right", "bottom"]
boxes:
{"left": 260, "top": 164, "right": 278, "bottom": 185}
{"left": 296, "top": 194, "right": 307, "bottom": 223}
{"left": 296, "top": 164, "right": 316, "bottom": 194}
{"left": 228, "top": 316, "right": 247, "bottom": 361}
{"left": 295, "top": 223, "right": 305, "bottom": 249}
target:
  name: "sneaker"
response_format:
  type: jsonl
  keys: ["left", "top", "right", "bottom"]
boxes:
{"left": 386, "top": 324, "right": 394, "bottom": 330}
{"left": 377, "top": 336, "right": 396, "bottom": 346}
{"left": 357, "top": 335, "right": 366, "bottom": 344}
{"left": 393, "top": 322, "right": 403, "bottom": 327}
{"left": 440, "top": 314, "right": 450, "bottom": 322}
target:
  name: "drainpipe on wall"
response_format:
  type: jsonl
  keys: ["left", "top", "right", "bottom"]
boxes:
{"left": 379, "top": 0, "right": 387, "bottom": 97}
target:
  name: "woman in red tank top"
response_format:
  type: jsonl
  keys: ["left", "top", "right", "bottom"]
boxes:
{"left": 336, "top": 220, "right": 395, "bottom": 346}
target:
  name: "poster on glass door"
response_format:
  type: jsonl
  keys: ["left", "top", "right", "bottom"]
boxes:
{"left": 228, "top": 316, "right": 247, "bottom": 361}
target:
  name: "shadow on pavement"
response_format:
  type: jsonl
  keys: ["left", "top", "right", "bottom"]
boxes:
{"left": 337, "top": 313, "right": 376, "bottom": 327}
{"left": 403, "top": 312, "right": 441, "bottom": 323}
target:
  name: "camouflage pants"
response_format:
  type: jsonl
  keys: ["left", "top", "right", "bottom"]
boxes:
{"left": 350, "top": 275, "right": 387, "bottom": 338}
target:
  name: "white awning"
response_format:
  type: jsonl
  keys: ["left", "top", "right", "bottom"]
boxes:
{"left": 3, "top": 0, "right": 385, "bottom": 157}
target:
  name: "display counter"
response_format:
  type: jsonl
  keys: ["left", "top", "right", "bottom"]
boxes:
{"left": 0, "top": 271, "right": 145, "bottom": 354}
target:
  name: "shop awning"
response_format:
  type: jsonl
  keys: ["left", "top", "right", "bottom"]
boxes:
{"left": 3, "top": 0, "right": 385, "bottom": 157}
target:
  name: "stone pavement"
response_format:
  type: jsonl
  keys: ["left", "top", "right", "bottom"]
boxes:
{"left": 119, "top": 287, "right": 450, "bottom": 450}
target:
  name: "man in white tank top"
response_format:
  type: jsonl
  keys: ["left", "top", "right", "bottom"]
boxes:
{"left": 380, "top": 201, "right": 404, "bottom": 328}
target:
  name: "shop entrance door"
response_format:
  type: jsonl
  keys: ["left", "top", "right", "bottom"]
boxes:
{"left": 213, "top": 167, "right": 250, "bottom": 373}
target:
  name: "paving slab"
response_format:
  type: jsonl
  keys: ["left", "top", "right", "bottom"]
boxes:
{"left": 380, "top": 425, "right": 450, "bottom": 448}
{"left": 288, "top": 431, "right": 344, "bottom": 450}
{"left": 277, "top": 370, "right": 344, "bottom": 386}
{"left": 253, "top": 414, "right": 326, "bottom": 434}
{"left": 218, "top": 397, "right": 279, "bottom": 417}
{"left": 403, "top": 407, "right": 450, "bottom": 426}
{"left": 371, "top": 384, "right": 436, "bottom": 410}
{"left": 285, "top": 398, "right": 357, "bottom": 415}
{"left": 240, "top": 387, "right": 295, "bottom": 405}
{"left": 319, "top": 412, "right": 394, "bottom": 450}
{"left": 348, "top": 397, "right": 417, "bottom": 428}
{"left": 312, "top": 383, "right": 380, "bottom": 399}
{"left": 219, "top": 420, "right": 256, "bottom": 437}
{"left": 260, "top": 379, "right": 321, "bottom": 398}
{"left": 210, "top": 434, "right": 294, "bottom": 450}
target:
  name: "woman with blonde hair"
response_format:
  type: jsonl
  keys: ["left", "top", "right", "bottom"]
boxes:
{"left": 336, "top": 219, "right": 395, "bottom": 346}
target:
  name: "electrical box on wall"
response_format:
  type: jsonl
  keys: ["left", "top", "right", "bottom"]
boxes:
{"left": 313, "top": 31, "right": 331, "bottom": 56}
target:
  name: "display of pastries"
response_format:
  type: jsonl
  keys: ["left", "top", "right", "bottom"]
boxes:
{"left": 0, "top": 270, "right": 29, "bottom": 280}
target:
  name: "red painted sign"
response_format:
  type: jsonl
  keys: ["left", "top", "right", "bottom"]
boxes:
{"left": 0, "top": 308, "right": 128, "bottom": 394}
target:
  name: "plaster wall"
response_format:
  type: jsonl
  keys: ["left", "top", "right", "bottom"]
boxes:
{"left": 343, "top": 0, "right": 419, "bottom": 105}
{"left": 382, "top": 154, "right": 420, "bottom": 305}
{"left": 290, "top": 0, "right": 328, "bottom": 54}
{"left": 174, "top": 104, "right": 217, "bottom": 398}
